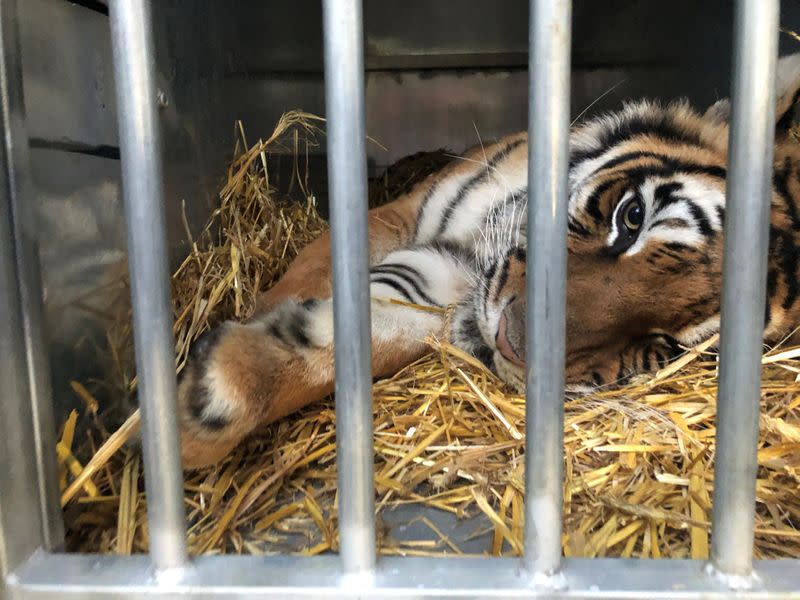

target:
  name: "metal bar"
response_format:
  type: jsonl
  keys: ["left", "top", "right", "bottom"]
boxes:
{"left": 524, "top": 0, "right": 572, "bottom": 578}
{"left": 0, "top": 0, "right": 46, "bottom": 574}
{"left": 0, "top": 0, "right": 64, "bottom": 557}
{"left": 9, "top": 554, "right": 800, "bottom": 599}
{"left": 108, "top": 0, "right": 187, "bottom": 571}
{"left": 711, "top": 0, "right": 779, "bottom": 580}
{"left": 0, "top": 183, "right": 42, "bottom": 584}
{"left": 322, "top": 0, "right": 376, "bottom": 575}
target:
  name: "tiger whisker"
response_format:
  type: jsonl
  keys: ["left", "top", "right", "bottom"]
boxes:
{"left": 570, "top": 79, "right": 628, "bottom": 127}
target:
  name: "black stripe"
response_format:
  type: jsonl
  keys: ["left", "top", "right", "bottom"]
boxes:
{"left": 677, "top": 296, "right": 718, "bottom": 328}
{"left": 584, "top": 178, "right": 622, "bottom": 224}
{"left": 492, "top": 253, "right": 513, "bottom": 303}
{"left": 424, "top": 239, "right": 474, "bottom": 264}
{"left": 715, "top": 206, "right": 726, "bottom": 227}
{"left": 484, "top": 257, "right": 499, "bottom": 284}
{"left": 268, "top": 322, "right": 288, "bottom": 345}
{"left": 770, "top": 229, "right": 800, "bottom": 311}
{"left": 653, "top": 182, "right": 684, "bottom": 211}
{"left": 781, "top": 235, "right": 800, "bottom": 311}
{"left": 665, "top": 242, "right": 689, "bottom": 252}
{"left": 371, "top": 276, "right": 416, "bottom": 303}
{"left": 371, "top": 264, "right": 440, "bottom": 306}
{"left": 584, "top": 151, "right": 725, "bottom": 184}
{"left": 685, "top": 200, "right": 714, "bottom": 237}
{"left": 587, "top": 150, "right": 658, "bottom": 175}
{"left": 766, "top": 265, "right": 778, "bottom": 325}
{"left": 473, "top": 343, "right": 496, "bottom": 373}
{"left": 187, "top": 382, "right": 209, "bottom": 421}
{"left": 638, "top": 343, "right": 654, "bottom": 372}
{"left": 615, "top": 353, "right": 627, "bottom": 383}
{"left": 413, "top": 180, "right": 443, "bottom": 239}
{"left": 568, "top": 217, "right": 591, "bottom": 237}
{"left": 188, "top": 380, "right": 230, "bottom": 431}
{"left": 289, "top": 315, "right": 311, "bottom": 347}
{"left": 189, "top": 327, "right": 223, "bottom": 360}
{"left": 372, "top": 262, "right": 429, "bottom": 287}
{"left": 658, "top": 336, "right": 682, "bottom": 365}
{"left": 773, "top": 159, "right": 800, "bottom": 230}
{"left": 481, "top": 260, "right": 500, "bottom": 319}
{"left": 434, "top": 139, "right": 526, "bottom": 237}
{"left": 456, "top": 310, "right": 484, "bottom": 352}
{"left": 569, "top": 112, "right": 706, "bottom": 170}
{"left": 200, "top": 414, "right": 231, "bottom": 431}
{"left": 777, "top": 87, "right": 800, "bottom": 133}
{"left": 625, "top": 162, "right": 726, "bottom": 185}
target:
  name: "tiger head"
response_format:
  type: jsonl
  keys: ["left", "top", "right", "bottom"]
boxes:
{"left": 462, "top": 53, "right": 800, "bottom": 392}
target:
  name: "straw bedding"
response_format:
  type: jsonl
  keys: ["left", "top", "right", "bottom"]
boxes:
{"left": 57, "top": 112, "right": 800, "bottom": 560}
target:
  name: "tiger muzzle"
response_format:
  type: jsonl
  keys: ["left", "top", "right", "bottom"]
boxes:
{"left": 495, "top": 296, "right": 526, "bottom": 367}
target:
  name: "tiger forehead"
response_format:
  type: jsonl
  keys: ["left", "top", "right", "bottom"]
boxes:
{"left": 567, "top": 133, "right": 728, "bottom": 225}
{"left": 569, "top": 99, "right": 723, "bottom": 159}
{"left": 570, "top": 135, "right": 726, "bottom": 194}
{"left": 569, "top": 100, "right": 728, "bottom": 193}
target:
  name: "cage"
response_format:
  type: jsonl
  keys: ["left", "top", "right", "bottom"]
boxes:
{"left": 3, "top": 0, "right": 800, "bottom": 597}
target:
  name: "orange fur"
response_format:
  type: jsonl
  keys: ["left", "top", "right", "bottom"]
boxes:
{"left": 176, "top": 58, "right": 800, "bottom": 467}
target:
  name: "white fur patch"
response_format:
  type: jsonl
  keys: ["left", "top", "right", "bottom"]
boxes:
{"left": 676, "top": 315, "right": 720, "bottom": 347}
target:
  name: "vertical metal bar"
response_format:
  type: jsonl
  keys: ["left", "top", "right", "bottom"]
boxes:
{"left": 0, "top": 0, "right": 64, "bottom": 554}
{"left": 711, "top": 0, "right": 780, "bottom": 575}
{"left": 322, "top": 0, "right": 376, "bottom": 575}
{"left": 711, "top": 0, "right": 779, "bottom": 579}
{"left": 0, "top": 10, "right": 45, "bottom": 576}
{"left": 524, "top": 0, "right": 572, "bottom": 577}
{"left": 0, "top": 157, "right": 41, "bottom": 583}
{"left": 109, "top": 0, "right": 187, "bottom": 571}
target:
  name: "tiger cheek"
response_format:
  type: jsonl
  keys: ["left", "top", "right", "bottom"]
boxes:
{"left": 566, "top": 256, "right": 633, "bottom": 344}
{"left": 606, "top": 257, "right": 667, "bottom": 328}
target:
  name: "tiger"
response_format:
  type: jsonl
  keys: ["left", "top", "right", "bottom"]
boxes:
{"left": 176, "top": 53, "right": 800, "bottom": 469}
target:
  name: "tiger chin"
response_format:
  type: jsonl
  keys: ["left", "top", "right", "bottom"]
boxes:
{"left": 175, "top": 53, "right": 800, "bottom": 469}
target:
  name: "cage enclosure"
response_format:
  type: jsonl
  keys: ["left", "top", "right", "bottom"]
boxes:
{"left": 5, "top": 0, "right": 800, "bottom": 598}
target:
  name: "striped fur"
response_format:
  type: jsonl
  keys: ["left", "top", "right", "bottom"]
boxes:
{"left": 175, "top": 54, "right": 800, "bottom": 468}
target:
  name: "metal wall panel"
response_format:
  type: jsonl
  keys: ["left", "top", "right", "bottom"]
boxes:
{"left": 214, "top": 0, "right": 739, "bottom": 73}
{"left": 219, "top": 65, "right": 715, "bottom": 170}
{"left": 19, "top": 0, "right": 117, "bottom": 149}
{"left": 198, "top": 0, "right": 799, "bottom": 74}
{"left": 31, "top": 148, "right": 125, "bottom": 422}
{"left": 151, "top": 0, "right": 799, "bottom": 227}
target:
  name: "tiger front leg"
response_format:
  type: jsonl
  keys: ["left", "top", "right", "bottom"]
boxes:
{"left": 176, "top": 300, "right": 337, "bottom": 468}
{"left": 177, "top": 245, "right": 474, "bottom": 468}
{"left": 176, "top": 296, "right": 445, "bottom": 468}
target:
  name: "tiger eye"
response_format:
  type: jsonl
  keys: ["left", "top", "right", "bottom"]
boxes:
{"left": 623, "top": 200, "right": 644, "bottom": 231}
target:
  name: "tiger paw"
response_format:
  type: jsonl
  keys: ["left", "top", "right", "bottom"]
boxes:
{"left": 176, "top": 299, "right": 332, "bottom": 468}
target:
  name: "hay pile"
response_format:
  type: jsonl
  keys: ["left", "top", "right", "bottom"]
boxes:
{"left": 58, "top": 113, "right": 800, "bottom": 560}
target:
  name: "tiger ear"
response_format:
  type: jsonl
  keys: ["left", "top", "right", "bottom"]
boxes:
{"left": 702, "top": 98, "right": 730, "bottom": 127}
{"left": 701, "top": 53, "right": 800, "bottom": 134}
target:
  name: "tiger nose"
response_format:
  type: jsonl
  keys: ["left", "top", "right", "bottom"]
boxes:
{"left": 495, "top": 297, "right": 526, "bottom": 367}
